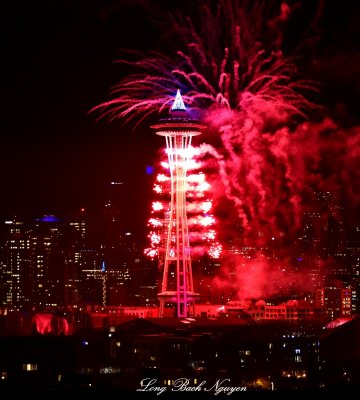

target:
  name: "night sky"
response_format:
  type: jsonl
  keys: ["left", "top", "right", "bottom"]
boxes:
{"left": 0, "top": 0, "right": 166, "bottom": 225}
{"left": 0, "top": 0, "right": 359, "bottom": 235}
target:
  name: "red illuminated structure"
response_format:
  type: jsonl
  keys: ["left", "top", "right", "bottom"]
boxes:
{"left": 151, "top": 90, "right": 206, "bottom": 317}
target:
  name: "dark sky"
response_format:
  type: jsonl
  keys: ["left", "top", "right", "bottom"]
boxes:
{"left": 0, "top": 0, "right": 166, "bottom": 224}
{"left": 0, "top": 0, "right": 359, "bottom": 231}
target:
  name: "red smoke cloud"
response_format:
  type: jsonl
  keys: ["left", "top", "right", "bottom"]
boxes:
{"left": 212, "top": 252, "right": 324, "bottom": 303}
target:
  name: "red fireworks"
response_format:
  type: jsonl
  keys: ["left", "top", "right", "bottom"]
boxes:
{"left": 94, "top": 0, "right": 359, "bottom": 302}
{"left": 92, "top": 1, "right": 323, "bottom": 242}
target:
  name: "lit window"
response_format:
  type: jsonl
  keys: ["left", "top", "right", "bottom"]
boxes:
{"left": 23, "top": 364, "right": 37, "bottom": 371}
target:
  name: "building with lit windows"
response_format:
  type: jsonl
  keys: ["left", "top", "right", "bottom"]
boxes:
{"left": 81, "top": 268, "right": 107, "bottom": 306}
{"left": 226, "top": 300, "right": 326, "bottom": 322}
{"left": 29, "top": 216, "right": 65, "bottom": 308}
{"left": 0, "top": 220, "right": 31, "bottom": 310}
{"left": 0, "top": 216, "right": 67, "bottom": 309}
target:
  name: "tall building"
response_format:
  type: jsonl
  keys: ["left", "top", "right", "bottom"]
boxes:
{"left": 0, "top": 220, "right": 31, "bottom": 310}
{"left": 81, "top": 265, "right": 106, "bottom": 306}
{"left": 65, "top": 209, "right": 102, "bottom": 306}
{"left": 0, "top": 216, "right": 66, "bottom": 310}
{"left": 151, "top": 90, "right": 206, "bottom": 317}
{"left": 28, "top": 216, "right": 65, "bottom": 307}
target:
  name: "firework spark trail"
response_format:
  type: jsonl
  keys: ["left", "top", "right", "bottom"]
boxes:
{"left": 94, "top": 1, "right": 359, "bottom": 301}
{"left": 92, "top": 1, "right": 322, "bottom": 239}
{"left": 210, "top": 116, "right": 359, "bottom": 242}
{"left": 196, "top": 142, "right": 250, "bottom": 227}
{"left": 93, "top": 1, "right": 319, "bottom": 123}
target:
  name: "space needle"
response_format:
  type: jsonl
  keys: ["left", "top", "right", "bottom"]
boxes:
{"left": 151, "top": 90, "right": 206, "bottom": 317}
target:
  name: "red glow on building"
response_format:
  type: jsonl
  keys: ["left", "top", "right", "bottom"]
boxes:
{"left": 32, "top": 313, "right": 69, "bottom": 335}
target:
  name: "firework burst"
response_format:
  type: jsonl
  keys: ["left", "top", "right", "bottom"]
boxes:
{"left": 92, "top": 0, "right": 322, "bottom": 240}
{"left": 92, "top": 1, "right": 319, "bottom": 127}
{"left": 93, "top": 0, "right": 359, "bottom": 305}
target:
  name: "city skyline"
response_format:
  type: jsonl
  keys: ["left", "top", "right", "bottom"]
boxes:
{"left": 0, "top": 3, "right": 359, "bottom": 396}
{"left": 0, "top": 176, "right": 358, "bottom": 316}
{"left": 0, "top": 1, "right": 359, "bottom": 313}
{"left": 0, "top": 0, "right": 359, "bottom": 240}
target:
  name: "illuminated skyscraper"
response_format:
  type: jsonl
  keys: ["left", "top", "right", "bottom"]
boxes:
{"left": 151, "top": 90, "right": 206, "bottom": 317}
{"left": 0, "top": 216, "right": 65, "bottom": 310}
{"left": 0, "top": 220, "right": 31, "bottom": 310}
